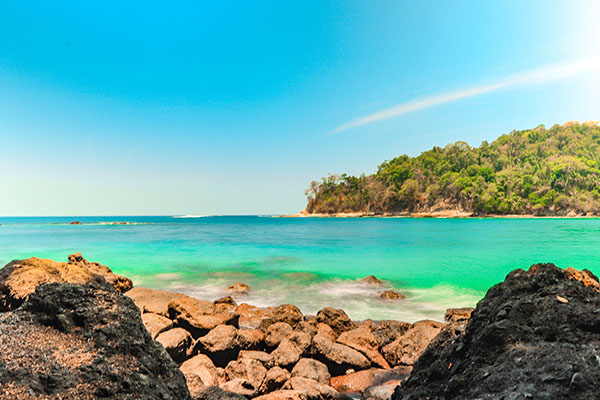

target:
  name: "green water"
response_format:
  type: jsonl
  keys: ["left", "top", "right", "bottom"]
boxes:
{"left": 1, "top": 216, "right": 598, "bottom": 322}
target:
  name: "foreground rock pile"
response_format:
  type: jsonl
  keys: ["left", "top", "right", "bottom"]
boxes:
{"left": 127, "top": 286, "right": 450, "bottom": 399}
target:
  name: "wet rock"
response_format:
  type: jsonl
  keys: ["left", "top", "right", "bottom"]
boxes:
{"left": 180, "top": 354, "right": 221, "bottom": 397}
{"left": 193, "top": 386, "right": 246, "bottom": 400}
{"left": 69, "top": 221, "right": 82, "bottom": 224}
{"left": 224, "top": 358, "right": 267, "bottom": 397}
{"left": 379, "top": 290, "right": 406, "bottom": 301}
{"left": 0, "top": 282, "right": 191, "bottom": 399}
{"left": 142, "top": 312, "right": 173, "bottom": 339}
{"left": 381, "top": 320, "right": 445, "bottom": 367}
{"left": 359, "top": 276, "right": 383, "bottom": 286}
{"left": 330, "top": 367, "right": 411, "bottom": 394}
{"left": 265, "top": 321, "right": 294, "bottom": 347}
{"left": 392, "top": 264, "right": 600, "bottom": 400}
{"left": 312, "top": 333, "right": 371, "bottom": 376}
{"left": 337, "top": 327, "right": 390, "bottom": 369}
{"left": 125, "top": 287, "right": 188, "bottom": 316}
{"left": 316, "top": 307, "right": 354, "bottom": 336}
{"left": 169, "top": 297, "right": 239, "bottom": 338}
{"left": 444, "top": 307, "right": 474, "bottom": 323}
{"left": 197, "top": 324, "right": 239, "bottom": 367}
{"left": 237, "top": 328, "right": 265, "bottom": 350}
{"left": 227, "top": 282, "right": 250, "bottom": 295}
{"left": 260, "top": 366, "right": 291, "bottom": 393}
{"left": 238, "top": 350, "right": 274, "bottom": 368}
{"left": 0, "top": 254, "right": 132, "bottom": 311}
{"left": 156, "top": 327, "right": 193, "bottom": 364}
{"left": 259, "top": 304, "right": 304, "bottom": 331}
{"left": 291, "top": 358, "right": 331, "bottom": 385}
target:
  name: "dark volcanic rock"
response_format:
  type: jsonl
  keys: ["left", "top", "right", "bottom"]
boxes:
{"left": 393, "top": 263, "right": 600, "bottom": 400}
{"left": 0, "top": 282, "right": 191, "bottom": 399}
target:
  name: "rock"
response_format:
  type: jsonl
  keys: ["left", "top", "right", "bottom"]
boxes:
{"left": 564, "top": 266, "right": 600, "bottom": 291}
{"left": 142, "top": 312, "right": 174, "bottom": 339}
{"left": 337, "top": 327, "right": 391, "bottom": 369}
{"left": 254, "top": 390, "right": 312, "bottom": 400}
{"left": 283, "top": 377, "right": 348, "bottom": 399}
{"left": 381, "top": 320, "right": 445, "bottom": 367}
{"left": 260, "top": 366, "right": 291, "bottom": 393}
{"left": 444, "top": 307, "right": 474, "bottom": 323}
{"left": 365, "top": 320, "right": 411, "bottom": 349}
{"left": 227, "top": 282, "right": 250, "bottom": 295}
{"left": 69, "top": 221, "right": 82, "bottom": 224}
{"left": 259, "top": 304, "right": 304, "bottom": 331}
{"left": 316, "top": 322, "right": 338, "bottom": 341}
{"left": 0, "top": 254, "right": 133, "bottom": 311}
{"left": 236, "top": 303, "right": 275, "bottom": 329}
{"left": 359, "top": 275, "right": 383, "bottom": 285}
{"left": 193, "top": 386, "right": 246, "bottom": 400}
{"left": 169, "top": 296, "right": 239, "bottom": 338}
{"left": 265, "top": 321, "right": 294, "bottom": 347}
{"left": 180, "top": 354, "right": 221, "bottom": 397}
{"left": 316, "top": 307, "right": 354, "bottom": 335}
{"left": 125, "top": 287, "right": 188, "bottom": 316}
{"left": 156, "top": 327, "right": 193, "bottom": 364}
{"left": 215, "top": 296, "right": 237, "bottom": 307}
{"left": 379, "top": 290, "right": 406, "bottom": 301}
{"left": 330, "top": 367, "right": 411, "bottom": 393}
{"left": 392, "top": 264, "right": 600, "bottom": 400}
{"left": 197, "top": 324, "right": 239, "bottom": 367}
{"left": 237, "top": 328, "right": 265, "bottom": 350}
{"left": 239, "top": 350, "right": 274, "bottom": 368}
{"left": 0, "top": 282, "right": 191, "bottom": 399}
{"left": 362, "top": 383, "right": 399, "bottom": 400}
{"left": 291, "top": 358, "right": 331, "bottom": 385}
{"left": 312, "top": 333, "right": 371, "bottom": 376}
{"left": 272, "top": 323, "right": 316, "bottom": 368}
{"left": 224, "top": 358, "right": 267, "bottom": 396}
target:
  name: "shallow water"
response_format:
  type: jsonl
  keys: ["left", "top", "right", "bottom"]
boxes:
{"left": 1, "top": 215, "right": 599, "bottom": 322}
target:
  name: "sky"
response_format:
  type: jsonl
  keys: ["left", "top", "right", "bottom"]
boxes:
{"left": 1, "top": 1, "right": 599, "bottom": 216}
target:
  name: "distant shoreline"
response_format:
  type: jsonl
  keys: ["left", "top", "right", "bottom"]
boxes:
{"left": 277, "top": 210, "right": 600, "bottom": 219}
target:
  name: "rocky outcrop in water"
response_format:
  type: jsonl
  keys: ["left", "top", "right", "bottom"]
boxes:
{"left": 392, "top": 263, "right": 600, "bottom": 400}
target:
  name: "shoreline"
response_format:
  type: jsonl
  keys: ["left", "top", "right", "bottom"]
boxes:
{"left": 277, "top": 210, "right": 600, "bottom": 219}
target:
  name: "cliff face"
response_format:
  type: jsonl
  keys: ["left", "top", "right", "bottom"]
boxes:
{"left": 392, "top": 263, "right": 600, "bottom": 400}
{"left": 0, "top": 282, "right": 191, "bottom": 399}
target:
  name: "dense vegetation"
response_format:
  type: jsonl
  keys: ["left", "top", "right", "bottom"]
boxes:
{"left": 305, "top": 122, "right": 600, "bottom": 216}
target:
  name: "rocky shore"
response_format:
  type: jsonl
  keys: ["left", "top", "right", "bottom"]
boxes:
{"left": 1, "top": 254, "right": 599, "bottom": 399}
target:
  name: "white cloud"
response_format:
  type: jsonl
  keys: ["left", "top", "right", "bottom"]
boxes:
{"left": 329, "top": 57, "right": 600, "bottom": 135}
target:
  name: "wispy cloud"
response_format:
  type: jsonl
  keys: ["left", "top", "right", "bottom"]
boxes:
{"left": 329, "top": 57, "right": 600, "bottom": 135}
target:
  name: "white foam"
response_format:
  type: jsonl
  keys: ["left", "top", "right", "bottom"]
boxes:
{"left": 172, "top": 215, "right": 210, "bottom": 218}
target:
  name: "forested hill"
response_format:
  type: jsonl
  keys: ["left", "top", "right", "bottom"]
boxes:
{"left": 305, "top": 122, "right": 600, "bottom": 216}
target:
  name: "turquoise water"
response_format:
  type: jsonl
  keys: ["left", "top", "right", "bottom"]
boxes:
{"left": 1, "top": 216, "right": 599, "bottom": 322}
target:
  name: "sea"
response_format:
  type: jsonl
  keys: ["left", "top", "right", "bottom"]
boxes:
{"left": 1, "top": 215, "right": 599, "bottom": 322}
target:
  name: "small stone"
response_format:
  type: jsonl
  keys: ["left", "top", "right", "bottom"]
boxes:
{"left": 380, "top": 290, "right": 406, "bottom": 301}
{"left": 557, "top": 295, "right": 569, "bottom": 303}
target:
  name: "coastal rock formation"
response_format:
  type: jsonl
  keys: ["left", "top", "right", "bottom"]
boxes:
{"left": 379, "top": 290, "right": 406, "bottom": 301}
{"left": 382, "top": 320, "right": 445, "bottom": 366}
{"left": 0, "top": 253, "right": 132, "bottom": 311}
{"left": 228, "top": 282, "right": 250, "bottom": 295}
{"left": 359, "top": 275, "right": 383, "bottom": 286}
{"left": 392, "top": 263, "right": 600, "bottom": 399}
{"left": 0, "top": 282, "right": 191, "bottom": 399}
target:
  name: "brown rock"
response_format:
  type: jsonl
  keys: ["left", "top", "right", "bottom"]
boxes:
{"left": 330, "top": 367, "right": 411, "bottom": 393}
{"left": 238, "top": 350, "right": 274, "bottom": 369}
{"left": 69, "top": 221, "right": 82, "bottom": 224}
{"left": 315, "top": 308, "right": 354, "bottom": 336}
{"left": 180, "top": 354, "right": 221, "bottom": 397}
{"left": 193, "top": 386, "right": 246, "bottom": 400}
{"left": 381, "top": 320, "right": 445, "bottom": 366}
{"left": 265, "top": 322, "right": 293, "bottom": 347}
{"left": 444, "top": 307, "right": 474, "bottom": 323}
{"left": 169, "top": 296, "right": 239, "bottom": 338}
{"left": 379, "top": 290, "right": 406, "bottom": 301}
{"left": 362, "top": 383, "right": 400, "bottom": 400}
{"left": 283, "top": 377, "right": 347, "bottom": 400}
{"left": 336, "top": 327, "right": 390, "bottom": 369}
{"left": 215, "top": 296, "right": 237, "bottom": 307}
{"left": 224, "top": 358, "right": 268, "bottom": 396}
{"left": 237, "top": 328, "right": 265, "bottom": 350}
{"left": 316, "top": 323, "right": 338, "bottom": 341}
{"left": 141, "top": 312, "right": 173, "bottom": 339}
{"left": 260, "top": 367, "right": 291, "bottom": 393}
{"left": 125, "top": 287, "right": 188, "bottom": 316}
{"left": 236, "top": 303, "right": 276, "bottom": 329}
{"left": 227, "top": 282, "right": 250, "bottom": 295}
{"left": 156, "top": 327, "right": 192, "bottom": 364}
{"left": 564, "top": 267, "right": 600, "bottom": 292}
{"left": 0, "top": 253, "right": 133, "bottom": 310}
{"left": 197, "top": 324, "right": 239, "bottom": 367}
{"left": 291, "top": 358, "right": 331, "bottom": 385}
{"left": 254, "top": 390, "right": 312, "bottom": 400}
{"left": 359, "top": 275, "right": 383, "bottom": 285}
{"left": 259, "top": 304, "right": 304, "bottom": 331}
{"left": 365, "top": 320, "right": 411, "bottom": 349}
{"left": 312, "top": 333, "right": 371, "bottom": 376}
{"left": 272, "top": 323, "right": 316, "bottom": 368}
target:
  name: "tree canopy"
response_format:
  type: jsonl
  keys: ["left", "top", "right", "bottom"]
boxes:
{"left": 305, "top": 122, "right": 600, "bottom": 216}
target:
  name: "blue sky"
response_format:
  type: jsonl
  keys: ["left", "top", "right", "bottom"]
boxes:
{"left": 1, "top": 1, "right": 599, "bottom": 215}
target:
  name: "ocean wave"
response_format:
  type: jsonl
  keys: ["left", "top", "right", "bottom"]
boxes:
{"left": 172, "top": 214, "right": 210, "bottom": 218}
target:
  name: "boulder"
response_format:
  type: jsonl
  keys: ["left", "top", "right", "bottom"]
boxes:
{"left": 227, "top": 282, "right": 250, "bottom": 295}
{"left": 337, "top": 327, "right": 390, "bottom": 369}
{"left": 359, "top": 275, "right": 383, "bottom": 285}
{"left": 272, "top": 323, "right": 316, "bottom": 368}
{"left": 214, "top": 296, "right": 237, "bottom": 307}
{"left": 381, "top": 320, "right": 445, "bottom": 367}
{"left": 142, "top": 312, "right": 173, "bottom": 339}
{"left": 0, "top": 253, "right": 132, "bottom": 311}
{"left": 283, "top": 377, "right": 348, "bottom": 400}
{"left": 224, "top": 358, "right": 267, "bottom": 397}
{"left": 254, "top": 390, "right": 313, "bottom": 400}
{"left": 237, "top": 328, "right": 265, "bottom": 350}
{"left": 564, "top": 266, "right": 600, "bottom": 291}
{"left": 312, "top": 333, "right": 371, "bottom": 376}
{"left": 265, "top": 321, "right": 293, "bottom": 347}
{"left": 393, "top": 263, "right": 600, "bottom": 400}
{"left": 0, "top": 282, "right": 191, "bottom": 399}
{"left": 180, "top": 354, "right": 221, "bottom": 397}
{"left": 197, "top": 324, "right": 239, "bottom": 367}
{"left": 238, "top": 350, "right": 274, "bottom": 369}
{"left": 125, "top": 287, "right": 188, "bottom": 316}
{"left": 236, "top": 303, "right": 275, "bottom": 329}
{"left": 362, "top": 383, "right": 400, "bottom": 400}
{"left": 315, "top": 308, "right": 354, "bottom": 336}
{"left": 169, "top": 296, "right": 239, "bottom": 338}
{"left": 291, "top": 358, "right": 331, "bottom": 385}
{"left": 379, "top": 290, "right": 406, "bottom": 301}
{"left": 364, "top": 320, "right": 411, "bottom": 349}
{"left": 260, "top": 366, "right": 291, "bottom": 393}
{"left": 156, "top": 327, "right": 193, "bottom": 364}
{"left": 259, "top": 304, "right": 304, "bottom": 331}
{"left": 193, "top": 386, "right": 246, "bottom": 400}
{"left": 330, "top": 367, "right": 411, "bottom": 393}
{"left": 316, "top": 323, "right": 338, "bottom": 341}
{"left": 444, "top": 307, "right": 474, "bottom": 323}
